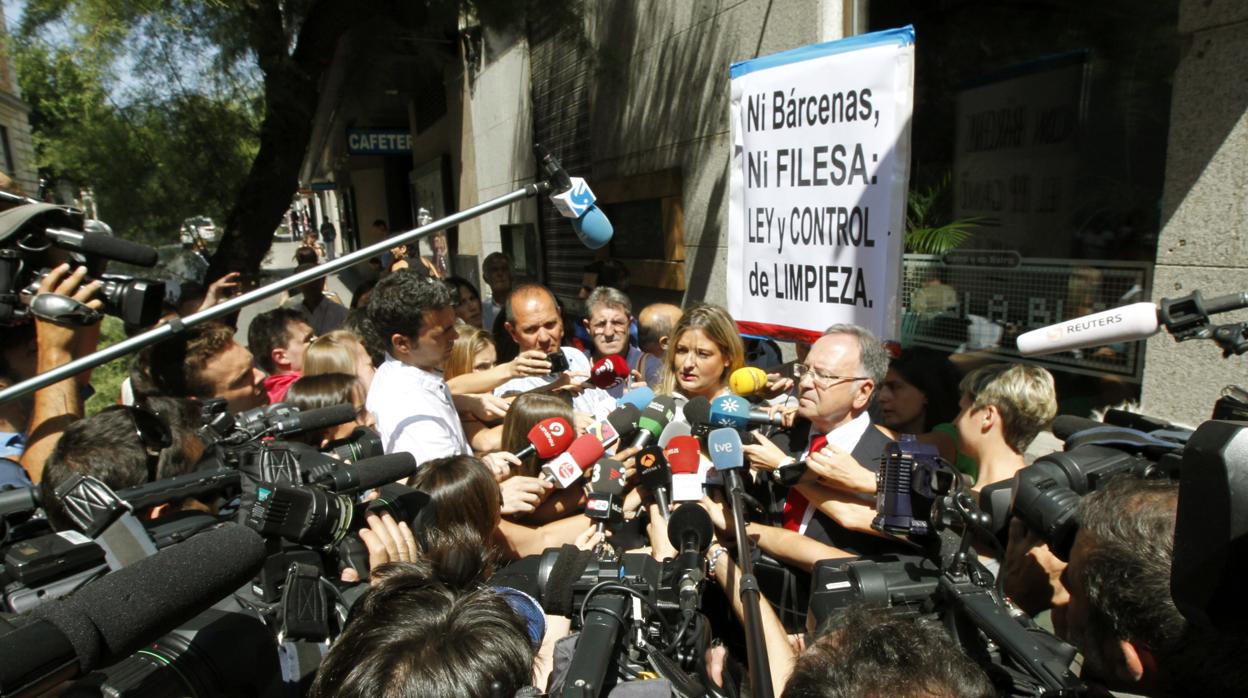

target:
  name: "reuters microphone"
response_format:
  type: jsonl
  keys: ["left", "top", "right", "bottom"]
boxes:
{"left": 729, "top": 366, "right": 769, "bottom": 398}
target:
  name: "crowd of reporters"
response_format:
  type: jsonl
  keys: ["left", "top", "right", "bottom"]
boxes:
{"left": 1, "top": 248, "right": 1244, "bottom": 698}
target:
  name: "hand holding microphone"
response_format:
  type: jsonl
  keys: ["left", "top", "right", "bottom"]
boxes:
{"left": 513, "top": 417, "right": 575, "bottom": 460}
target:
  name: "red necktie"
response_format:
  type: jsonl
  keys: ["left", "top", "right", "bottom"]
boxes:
{"left": 782, "top": 434, "right": 827, "bottom": 532}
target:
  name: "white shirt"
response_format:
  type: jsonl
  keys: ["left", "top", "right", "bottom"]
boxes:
{"left": 367, "top": 355, "right": 470, "bottom": 466}
{"left": 798, "top": 411, "right": 872, "bottom": 535}
{"left": 494, "top": 346, "right": 616, "bottom": 420}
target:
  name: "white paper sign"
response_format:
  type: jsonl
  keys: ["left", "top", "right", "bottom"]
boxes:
{"left": 727, "top": 27, "right": 915, "bottom": 342}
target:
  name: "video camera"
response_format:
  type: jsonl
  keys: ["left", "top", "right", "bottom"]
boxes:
{"left": 0, "top": 202, "right": 165, "bottom": 327}
{"left": 809, "top": 435, "right": 1085, "bottom": 696}
{"left": 492, "top": 503, "right": 716, "bottom": 698}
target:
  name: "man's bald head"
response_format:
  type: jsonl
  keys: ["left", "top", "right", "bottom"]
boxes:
{"left": 505, "top": 284, "right": 564, "bottom": 354}
{"left": 637, "top": 303, "right": 682, "bottom": 356}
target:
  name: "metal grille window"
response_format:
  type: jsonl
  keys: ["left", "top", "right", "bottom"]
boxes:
{"left": 901, "top": 253, "right": 1152, "bottom": 380}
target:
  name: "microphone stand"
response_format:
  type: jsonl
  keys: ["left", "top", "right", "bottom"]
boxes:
{"left": 722, "top": 468, "right": 774, "bottom": 698}
{"left": 0, "top": 180, "right": 553, "bottom": 406}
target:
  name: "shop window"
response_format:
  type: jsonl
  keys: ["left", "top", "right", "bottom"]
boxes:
{"left": 594, "top": 169, "right": 686, "bottom": 292}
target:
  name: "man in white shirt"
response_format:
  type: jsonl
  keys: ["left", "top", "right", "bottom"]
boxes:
{"left": 494, "top": 284, "right": 616, "bottom": 421}
{"left": 366, "top": 270, "right": 514, "bottom": 470}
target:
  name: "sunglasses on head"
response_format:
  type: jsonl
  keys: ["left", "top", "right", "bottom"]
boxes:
{"left": 104, "top": 405, "right": 173, "bottom": 483}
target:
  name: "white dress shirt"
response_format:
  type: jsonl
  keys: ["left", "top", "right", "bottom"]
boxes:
{"left": 494, "top": 346, "right": 616, "bottom": 420}
{"left": 797, "top": 411, "right": 872, "bottom": 535}
{"left": 367, "top": 355, "right": 470, "bottom": 466}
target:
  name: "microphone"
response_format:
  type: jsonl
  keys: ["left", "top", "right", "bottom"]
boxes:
{"left": 629, "top": 396, "right": 677, "bottom": 450}
{"left": 658, "top": 421, "right": 692, "bottom": 448}
{"left": 271, "top": 403, "right": 357, "bottom": 437}
{"left": 665, "top": 435, "right": 704, "bottom": 502}
{"left": 637, "top": 445, "right": 672, "bottom": 518}
{"left": 585, "top": 458, "right": 627, "bottom": 536}
{"left": 45, "top": 227, "right": 160, "bottom": 268}
{"left": 0, "top": 524, "right": 265, "bottom": 694}
{"left": 683, "top": 396, "right": 712, "bottom": 442}
{"left": 617, "top": 386, "right": 655, "bottom": 412}
{"left": 541, "top": 433, "right": 604, "bottom": 488}
{"left": 709, "top": 395, "right": 782, "bottom": 429}
{"left": 708, "top": 428, "right": 746, "bottom": 495}
{"left": 308, "top": 452, "right": 418, "bottom": 492}
{"left": 514, "top": 417, "right": 575, "bottom": 460}
{"left": 729, "top": 366, "right": 769, "bottom": 398}
{"left": 1016, "top": 292, "right": 1248, "bottom": 356}
{"left": 588, "top": 355, "right": 628, "bottom": 389}
{"left": 534, "top": 144, "right": 613, "bottom": 250}
{"left": 603, "top": 404, "right": 640, "bottom": 445}
{"left": 666, "top": 503, "right": 713, "bottom": 615}
{"left": 1016, "top": 302, "right": 1160, "bottom": 356}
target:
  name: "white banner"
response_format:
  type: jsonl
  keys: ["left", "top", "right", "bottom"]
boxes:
{"left": 727, "top": 27, "right": 914, "bottom": 342}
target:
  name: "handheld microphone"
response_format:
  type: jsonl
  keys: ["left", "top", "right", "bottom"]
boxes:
{"left": 666, "top": 503, "right": 713, "bottom": 615}
{"left": 665, "top": 435, "right": 704, "bottom": 502}
{"left": 588, "top": 355, "right": 629, "bottom": 389}
{"left": 708, "top": 428, "right": 746, "bottom": 494}
{"left": 271, "top": 403, "right": 357, "bottom": 437}
{"left": 308, "top": 452, "right": 418, "bottom": 492}
{"left": 590, "top": 404, "right": 638, "bottom": 448}
{"left": 683, "top": 396, "right": 712, "bottom": 442}
{"left": 637, "top": 445, "right": 672, "bottom": 518}
{"left": 585, "top": 459, "right": 627, "bottom": 534}
{"left": 514, "top": 417, "right": 575, "bottom": 460}
{"left": 658, "top": 421, "right": 692, "bottom": 448}
{"left": 629, "top": 396, "right": 677, "bottom": 450}
{"left": 617, "top": 386, "right": 655, "bottom": 412}
{"left": 534, "top": 144, "right": 614, "bottom": 250}
{"left": 710, "top": 395, "right": 782, "bottom": 429}
{"left": 729, "top": 366, "right": 769, "bottom": 398}
{"left": 541, "top": 433, "right": 604, "bottom": 488}
{"left": 45, "top": 227, "right": 160, "bottom": 268}
{"left": 0, "top": 524, "right": 265, "bottom": 694}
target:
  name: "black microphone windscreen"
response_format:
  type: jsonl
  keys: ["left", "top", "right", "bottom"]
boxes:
{"left": 275, "top": 403, "right": 356, "bottom": 436}
{"left": 344, "top": 453, "right": 418, "bottom": 490}
{"left": 35, "top": 523, "right": 265, "bottom": 671}
{"left": 589, "top": 458, "right": 626, "bottom": 495}
{"left": 683, "top": 396, "right": 710, "bottom": 425}
{"left": 1052, "top": 414, "right": 1105, "bottom": 442}
{"left": 607, "top": 404, "right": 640, "bottom": 437}
{"left": 667, "top": 503, "right": 712, "bottom": 553}
{"left": 79, "top": 232, "right": 159, "bottom": 267}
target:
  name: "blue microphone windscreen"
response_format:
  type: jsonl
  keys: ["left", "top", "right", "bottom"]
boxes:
{"left": 571, "top": 205, "right": 613, "bottom": 250}
{"left": 708, "top": 428, "right": 744, "bottom": 471}
{"left": 618, "top": 386, "right": 655, "bottom": 411}
{"left": 709, "top": 395, "right": 750, "bottom": 428}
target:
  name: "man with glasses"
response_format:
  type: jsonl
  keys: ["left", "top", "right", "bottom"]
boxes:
{"left": 581, "top": 286, "right": 641, "bottom": 398}
{"left": 743, "top": 324, "right": 899, "bottom": 556}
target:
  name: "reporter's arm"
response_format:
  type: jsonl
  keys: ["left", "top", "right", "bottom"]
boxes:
{"left": 746, "top": 520, "right": 853, "bottom": 573}
{"left": 447, "top": 350, "right": 552, "bottom": 395}
{"left": 21, "top": 264, "right": 102, "bottom": 484}
{"left": 497, "top": 514, "right": 594, "bottom": 559}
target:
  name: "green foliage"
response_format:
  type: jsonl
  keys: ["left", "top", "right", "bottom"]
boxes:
{"left": 904, "top": 174, "right": 979, "bottom": 255}
{"left": 85, "top": 316, "right": 129, "bottom": 415}
{"left": 13, "top": 3, "right": 261, "bottom": 247}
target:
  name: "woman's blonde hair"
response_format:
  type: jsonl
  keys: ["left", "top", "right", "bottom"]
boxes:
{"left": 657, "top": 303, "right": 746, "bottom": 396}
{"left": 445, "top": 326, "right": 495, "bottom": 380}
{"left": 304, "top": 330, "right": 363, "bottom": 377}
{"left": 960, "top": 363, "right": 1057, "bottom": 453}
{"left": 499, "top": 393, "right": 574, "bottom": 477}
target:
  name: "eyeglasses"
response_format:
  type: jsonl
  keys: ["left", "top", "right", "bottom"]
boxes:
{"left": 791, "top": 363, "right": 869, "bottom": 390}
{"left": 105, "top": 405, "right": 173, "bottom": 483}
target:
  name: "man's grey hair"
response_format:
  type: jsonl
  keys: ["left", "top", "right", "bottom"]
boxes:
{"left": 585, "top": 286, "right": 632, "bottom": 317}
{"left": 823, "top": 324, "right": 889, "bottom": 387}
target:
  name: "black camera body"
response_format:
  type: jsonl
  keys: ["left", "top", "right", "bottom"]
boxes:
{"left": 0, "top": 203, "right": 165, "bottom": 327}
{"left": 547, "top": 350, "right": 571, "bottom": 374}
